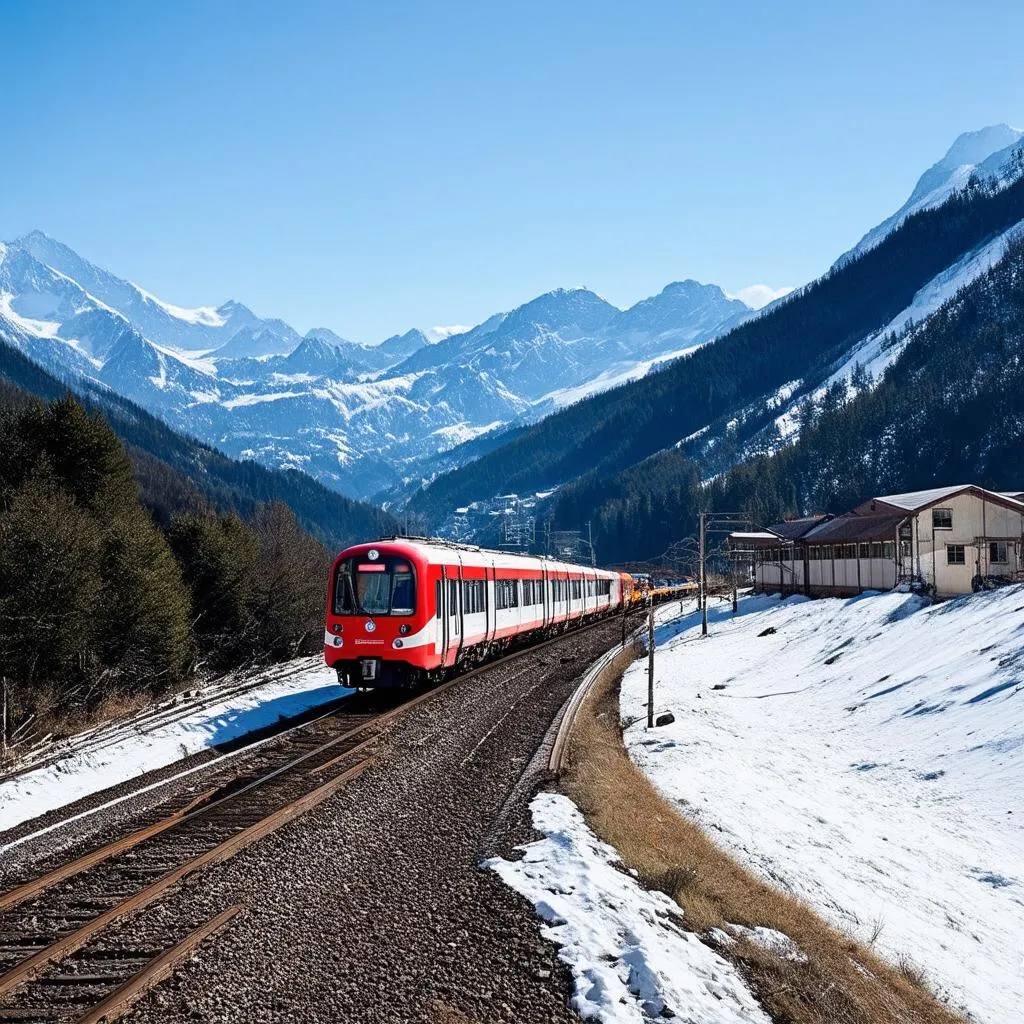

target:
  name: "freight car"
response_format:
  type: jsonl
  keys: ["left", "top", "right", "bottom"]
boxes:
{"left": 324, "top": 538, "right": 629, "bottom": 688}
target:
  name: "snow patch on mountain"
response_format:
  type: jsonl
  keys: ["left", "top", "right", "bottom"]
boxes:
{"left": 130, "top": 284, "right": 227, "bottom": 327}
{"left": 768, "top": 214, "right": 1024, "bottom": 445}
{"left": 729, "top": 284, "right": 794, "bottom": 309}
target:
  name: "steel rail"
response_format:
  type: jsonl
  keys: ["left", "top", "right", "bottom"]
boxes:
{"left": 0, "top": 789, "right": 217, "bottom": 915}
{"left": 73, "top": 905, "right": 245, "bottom": 1024}
{"left": 0, "top": 758, "right": 373, "bottom": 999}
{"left": 548, "top": 623, "right": 647, "bottom": 775}
{"left": 0, "top": 610, "right": 632, "bottom": 1017}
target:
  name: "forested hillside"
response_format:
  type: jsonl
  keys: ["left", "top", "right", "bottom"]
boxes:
{"left": 0, "top": 341, "right": 394, "bottom": 550}
{"left": 409, "top": 171, "right": 1024, "bottom": 526}
{"left": 565, "top": 236, "right": 1024, "bottom": 561}
{"left": 0, "top": 387, "right": 340, "bottom": 747}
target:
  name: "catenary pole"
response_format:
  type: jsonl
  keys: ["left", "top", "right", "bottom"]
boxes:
{"left": 700, "top": 512, "right": 708, "bottom": 636}
{"left": 647, "top": 608, "right": 655, "bottom": 729}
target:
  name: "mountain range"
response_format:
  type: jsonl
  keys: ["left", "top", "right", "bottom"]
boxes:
{"left": 0, "top": 232, "right": 752, "bottom": 499}
{"left": 3, "top": 123, "right": 1023, "bottom": 562}
{"left": 405, "top": 124, "right": 1024, "bottom": 556}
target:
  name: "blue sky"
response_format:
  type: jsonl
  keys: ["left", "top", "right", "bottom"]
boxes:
{"left": 1, "top": 1, "right": 1022, "bottom": 342}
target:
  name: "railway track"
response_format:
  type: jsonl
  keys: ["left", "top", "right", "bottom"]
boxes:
{"left": 0, "top": 616, "right": 632, "bottom": 1023}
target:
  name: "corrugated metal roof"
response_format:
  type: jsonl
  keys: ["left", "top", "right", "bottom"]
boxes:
{"left": 769, "top": 516, "right": 832, "bottom": 540}
{"left": 802, "top": 511, "right": 907, "bottom": 543}
{"left": 869, "top": 484, "right": 1024, "bottom": 514}
{"left": 871, "top": 485, "right": 973, "bottom": 511}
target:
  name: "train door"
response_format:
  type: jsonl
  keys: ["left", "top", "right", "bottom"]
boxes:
{"left": 435, "top": 569, "right": 446, "bottom": 659}
{"left": 487, "top": 560, "right": 496, "bottom": 645}
{"left": 454, "top": 556, "right": 465, "bottom": 665}
{"left": 447, "top": 570, "right": 460, "bottom": 666}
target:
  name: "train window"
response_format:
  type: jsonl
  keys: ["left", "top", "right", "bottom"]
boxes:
{"left": 462, "top": 579, "right": 486, "bottom": 614}
{"left": 435, "top": 581, "right": 441, "bottom": 619}
{"left": 495, "top": 578, "right": 520, "bottom": 610}
{"left": 333, "top": 556, "right": 416, "bottom": 616}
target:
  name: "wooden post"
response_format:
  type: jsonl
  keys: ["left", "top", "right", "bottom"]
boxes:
{"left": 1, "top": 677, "right": 7, "bottom": 760}
{"left": 621, "top": 599, "right": 627, "bottom": 647}
{"left": 732, "top": 583, "right": 737, "bottom": 614}
{"left": 700, "top": 512, "right": 708, "bottom": 636}
{"left": 646, "top": 608, "right": 655, "bottom": 729}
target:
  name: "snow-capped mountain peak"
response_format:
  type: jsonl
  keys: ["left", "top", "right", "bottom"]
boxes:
{"left": 0, "top": 234, "right": 773, "bottom": 499}
{"left": 840, "top": 123, "right": 1024, "bottom": 263}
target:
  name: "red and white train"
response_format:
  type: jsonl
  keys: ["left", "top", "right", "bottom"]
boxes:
{"left": 324, "top": 538, "right": 634, "bottom": 687}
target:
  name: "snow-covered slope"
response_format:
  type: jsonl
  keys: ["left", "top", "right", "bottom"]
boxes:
{"left": 0, "top": 658, "right": 349, "bottom": 843}
{"left": 621, "top": 589, "right": 1024, "bottom": 1024}
{"left": 486, "top": 792, "right": 771, "bottom": 1024}
{"left": 758, "top": 214, "right": 1024, "bottom": 449}
{"left": 839, "top": 124, "right": 1024, "bottom": 264}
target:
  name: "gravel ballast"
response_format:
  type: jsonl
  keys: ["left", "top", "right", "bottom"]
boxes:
{"left": 74, "top": 621, "right": 631, "bottom": 1024}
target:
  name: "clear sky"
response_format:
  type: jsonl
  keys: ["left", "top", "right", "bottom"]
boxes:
{"left": 1, "top": 1, "right": 1022, "bottom": 342}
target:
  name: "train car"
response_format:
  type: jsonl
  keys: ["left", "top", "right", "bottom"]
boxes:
{"left": 619, "top": 571, "right": 640, "bottom": 607}
{"left": 324, "top": 538, "right": 627, "bottom": 688}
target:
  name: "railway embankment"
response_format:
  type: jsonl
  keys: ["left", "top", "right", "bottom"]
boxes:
{"left": 0, "top": 618, "right": 632, "bottom": 1024}
{"left": 490, "top": 588, "right": 1022, "bottom": 1024}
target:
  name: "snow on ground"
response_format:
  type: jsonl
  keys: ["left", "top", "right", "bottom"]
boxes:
{"left": 485, "top": 792, "right": 770, "bottom": 1023}
{"left": 621, "top": 589, "right": 1024, "bottom": 1024}
{"left": 0, "top": 659, "right": 349, "bottom": 839}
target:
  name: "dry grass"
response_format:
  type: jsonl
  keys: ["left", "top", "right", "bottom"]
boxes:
{"left": 429, "top": 1001, "right": 483, "bottom": 1024}
{"left": 561, "top": 653, "right": 967, "bottom": 1024}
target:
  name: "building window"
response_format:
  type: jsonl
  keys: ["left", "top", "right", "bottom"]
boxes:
{"left": 946, "top": 545, "right": 966, "bottom": 565}
{"left": 870, "top": 542, "right": 882, "bottom": 559}
{"left": 882, "top": 542, "right": 894, "bottom": 559}
{"left": 899, "top": 540, "right": 912, "bottom": 559}
{"left": 990, "top": 541, "right": 1008, "bottom": 564}
{"left": 858, "top": 543, "right": 870, "bottom": 559}
{"left": 932, "top": 508, "right": 953, "bottom": 529}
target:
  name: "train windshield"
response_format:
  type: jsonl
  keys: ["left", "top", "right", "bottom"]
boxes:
{"left": 333, "top": 556, "right": 416, "bottom": 616}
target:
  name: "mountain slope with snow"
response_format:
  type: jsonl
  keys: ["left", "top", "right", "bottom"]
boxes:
{"left": 838, "top": 124, "right": 1024, "bottom": 264}
{"left": 621, "top": 590, "right": 1024, "bottom": 1024}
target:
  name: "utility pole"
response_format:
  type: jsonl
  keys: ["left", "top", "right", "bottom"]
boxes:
{"left": 646, "top": 608, "right": 655, "bottom": 729}
{"left": 699, "top": 512, "right": 708, "bottom": 636}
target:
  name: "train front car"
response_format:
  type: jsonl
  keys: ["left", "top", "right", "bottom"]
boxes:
{"left": 324, "top": 540, "right": 435, "bottom": 688}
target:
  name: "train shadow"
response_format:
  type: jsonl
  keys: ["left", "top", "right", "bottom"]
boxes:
{"left": 208, "top": 684, "right": 355, "bottom": 752}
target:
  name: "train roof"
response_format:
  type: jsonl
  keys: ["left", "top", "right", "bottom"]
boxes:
{"left": 339, "top": 536, "right": 620, "bottom": 577}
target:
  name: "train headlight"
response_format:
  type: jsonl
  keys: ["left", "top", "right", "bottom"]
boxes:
{"left": 399, "top": 624, "right": 410, "bottom": 635}
{"left": 333, "top": 636, "right": 343, "bottom": 647}
{"left": 392, "top": 638, "right": 404, "bottom": 649}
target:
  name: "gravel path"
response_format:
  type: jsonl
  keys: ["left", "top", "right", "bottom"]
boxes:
{"left": 89, "top": 620, "right": 628, "bottom": 1024}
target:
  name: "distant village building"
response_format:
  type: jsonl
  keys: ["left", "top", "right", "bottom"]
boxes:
{"left": 730, "top": 485, "right": 1024, "bottom": 599}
